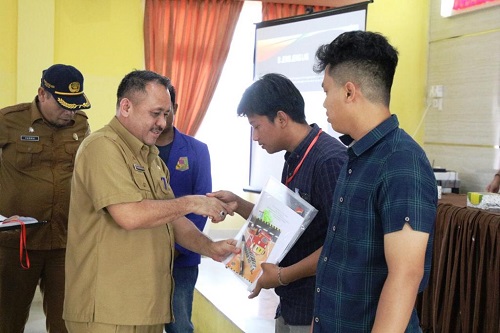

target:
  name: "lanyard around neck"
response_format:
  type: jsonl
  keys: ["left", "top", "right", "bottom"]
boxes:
{"left": 285, "top": 129, "right": 323, "bottom": 187}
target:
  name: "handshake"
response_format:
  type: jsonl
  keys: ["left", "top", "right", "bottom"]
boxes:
{"left": 199, "top": 190, "right": 245, "bottom": 223}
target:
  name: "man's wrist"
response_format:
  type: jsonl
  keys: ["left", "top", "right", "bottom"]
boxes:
{"left": 277, "top": 267, "right": 289, "bottom": 286}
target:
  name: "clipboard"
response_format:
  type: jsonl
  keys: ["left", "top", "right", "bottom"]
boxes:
{"left": 0, "top": 215, "right": 46, "bottom": 231}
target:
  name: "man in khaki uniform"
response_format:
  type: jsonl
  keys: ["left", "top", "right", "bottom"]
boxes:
{"left": 63, "top": 70, "right": 239, "bottom": 333}
{"left": 0, "top": 64, "right": 91, "bottom": 333}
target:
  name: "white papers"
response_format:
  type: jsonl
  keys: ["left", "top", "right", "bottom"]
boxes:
{"left": 0, "top": 214, "right": 40, "bottom": 231}
{"left": 224, "top": 177, "right": 318, "bottom": 291}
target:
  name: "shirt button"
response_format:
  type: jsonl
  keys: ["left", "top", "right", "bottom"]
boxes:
{"left": 339, "top": 197, "right": 344, "bottom": 203}
{"left": 405, "top": 216, "right": 410, "bottom": 222}
{"left": 348, "top": 168, "right": 352, "bottom": 174}
{"left": 323, "top": 256, "right": 328, "bottom": 262}
{"left": 314, "top": 317, "right": 319, "bottom": 323}
{"left": 316, "top": 287, "right": 320, "bottom": 293}
{"left": 332, "top": 225, "right": 336, "bottom": 232}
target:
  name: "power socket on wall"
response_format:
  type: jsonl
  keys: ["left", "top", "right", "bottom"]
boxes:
{"left": 429, "top": 85, "right": 444, "bottom": 98}
{"left": 429, "top": 85, "right": 444, "bottom": 110}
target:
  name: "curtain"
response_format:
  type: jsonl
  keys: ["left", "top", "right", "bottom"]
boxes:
{"left": 144, "top": 0, "right": 243, "bottom": 135}
{"left": 262, "top": 2, "right": 331, "bottom": 21}
{"left": 416, "top": 202, "right": 500, "bottom": 333}
{"left": 453, "top": 0, "right": 494, "bottom": 9}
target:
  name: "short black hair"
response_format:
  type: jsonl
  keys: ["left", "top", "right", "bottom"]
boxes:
{"left": 314, "top": 30, "right": 399, "bottom": 106}
{"left": 237, "top": 73, "right": 306, "bottom": 124}
{"left": 167, "top": 83, "right": 176, "bottom": 105}
{"left": 116, "top": 70, "right": 171, "bottom": 108}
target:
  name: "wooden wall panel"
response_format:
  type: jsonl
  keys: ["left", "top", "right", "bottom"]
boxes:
{"left": 424, "top": 145, "right": 497, "bottom": 192}
{"left": 429, "top": 0, "right": 500, "bottom": 41}
{"left": 424, "top": 0, "right": 500, "bottom": 192}
{"left": 425, "top": 31, "right": 500, "bottom": 146}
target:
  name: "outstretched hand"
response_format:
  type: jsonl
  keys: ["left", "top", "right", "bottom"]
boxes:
{"left": 190, "top": 195, "right": 237, "bottom": 223}
{"left": 248, "top": 262, "right": 280, "bottom": 299}
{"left": 486, "top": 176, "right": 500, "bottom": 193}
{"left": 207, "top": 190, "right": 238, "bottom": 204}
{"left": 208, "top": 190, "right": 253, "bottom": 219}
{"left": 209, "top": 238, "right": 241, "bottom": 262}
{"left": 209, "top": 200, "right": 238, "bottom": 223}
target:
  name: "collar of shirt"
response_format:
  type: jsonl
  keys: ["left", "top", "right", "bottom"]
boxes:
{"left": 284, "top": 123, "right": 321, "bottom": 164}
{"left": 340, "top": 114, "right": 399, "bottom": 158}
{"left": 108, "top": 116, "right": 159, "bottom": 165}
{"left": 30, "top": 98, "right": 48, "bottom": 126}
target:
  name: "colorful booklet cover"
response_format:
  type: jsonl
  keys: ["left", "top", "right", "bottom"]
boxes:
{"left": 223, "top": 177, "right": 318, "bottom": 291}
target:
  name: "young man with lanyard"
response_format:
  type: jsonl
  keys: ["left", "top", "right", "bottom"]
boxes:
{"left": 210, "top": 73, "right": 347, "bottom": 333}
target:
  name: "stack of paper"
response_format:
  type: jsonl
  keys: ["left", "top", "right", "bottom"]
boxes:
{"left": 223, "top": 177, "right": 318, "bottom": 291}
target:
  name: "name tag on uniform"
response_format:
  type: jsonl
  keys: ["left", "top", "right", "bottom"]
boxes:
{"left": 133, "top": 164, "right": 145, "bottom": 172}
{"left": 20, "top": 135, "right": 39, "bottom": 142}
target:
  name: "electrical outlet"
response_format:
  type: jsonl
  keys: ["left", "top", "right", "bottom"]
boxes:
{"left": 434, "top": 85, "right": 443, "bottom": 98}
{"left": 432, "top": 98, "right": 443, "bottom": 110}
{"left": 429, "top": 85, "right": 444, "bottom": 98}
{"left": 429, "top": 86, "right": 436, "bottom": 98}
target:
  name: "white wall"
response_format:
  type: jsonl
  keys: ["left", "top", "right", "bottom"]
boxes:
{"left": 196, "top": 2, "right": 263, "bottom": 236}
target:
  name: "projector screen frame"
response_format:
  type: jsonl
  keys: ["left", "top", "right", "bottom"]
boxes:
{"left": 245, "top": 2, "right": 371, "bottom": 193}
